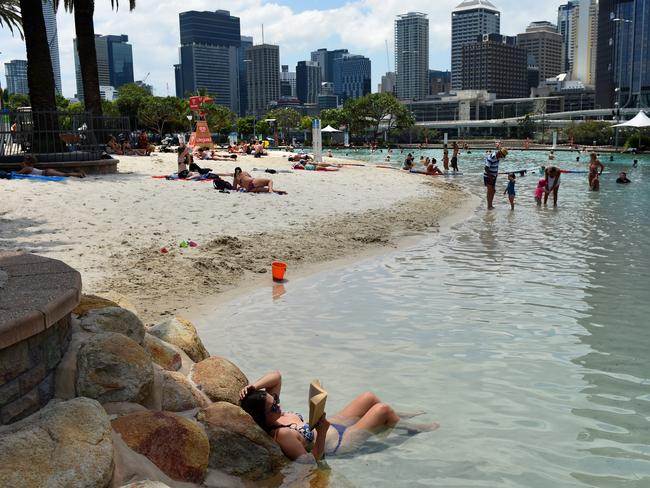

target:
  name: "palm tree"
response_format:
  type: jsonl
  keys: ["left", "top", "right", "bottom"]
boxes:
{"left": 0, "top": 0, "right": 22, "bottom": 38}
{"left": 19, "top": 0, "right": 62, "bottom": 150}
{"left": 55, "top": 0, "right": 135, "bottom": 117}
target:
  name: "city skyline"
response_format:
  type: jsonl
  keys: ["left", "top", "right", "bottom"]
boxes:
{"left": 1, "top": 0, "right": 561, "bottom": 98}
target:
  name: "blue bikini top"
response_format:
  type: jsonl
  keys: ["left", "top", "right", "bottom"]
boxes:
{"left": 270, "top": 412, "right": 315, "bottom": 444}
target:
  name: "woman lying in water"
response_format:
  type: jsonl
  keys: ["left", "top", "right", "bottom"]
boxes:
{"left": 233, "top": 167, "right": 287, "bottom": 194}
{"left": 239, "top": 371, "right": 438, "bottom": 462}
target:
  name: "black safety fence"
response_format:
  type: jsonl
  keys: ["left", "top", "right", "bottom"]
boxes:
{"left": 0, "top": 108, "right": 130, "bottom": 162}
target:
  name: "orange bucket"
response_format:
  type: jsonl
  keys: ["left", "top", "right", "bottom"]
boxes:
{"left": 272, "top": 261, "right": 287, "bottom": 281}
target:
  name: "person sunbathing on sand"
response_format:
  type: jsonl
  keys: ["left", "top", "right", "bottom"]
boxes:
{"left": 17, "top": 155, "right": 85, "bottom": 178}
{"left": 425, "top": 158, "right": 443, "bottom": 175}
{"left": 233, "top": 167, "right": 286, "bottom": 194}
{"left": 240, "top": 371, "right": 438, "bottom": 461}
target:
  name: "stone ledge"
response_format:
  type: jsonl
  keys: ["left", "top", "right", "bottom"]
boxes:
{"left": 0, "top": 253, "right": 81, "bottom": 350}
{"left": 0, "top": 158, "right": 119, "bottom": 175}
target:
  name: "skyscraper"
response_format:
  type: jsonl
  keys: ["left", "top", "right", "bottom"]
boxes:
{"left": 280, "top": 65, "right": 296, "bottom": 97}
{"left": 558, "top": 1, "right": 578, "bottom": 73}
{"left": 461, "top": 34, "right": 528, "bottom": 99}
{"left": 42, "top": 0, "right": 62, "bottom": 95}
{"left": 296, "top": 61, "right": 321, "bottom": 104}
{"left": 4, "top": 60, "right": 28, "bottom": 95}
{"left": 595, "top": 0, "right": 650, "bottom": 108}
{"left": 239, "top": 36, "right": 253, "bottom": 117}
{"left": 246, "top": 44, "right": 280, "bottom": 116}
{"left": 175, "top": 10, "right": 241, "bottom": 113}
{"left": 379, "top": 72, "right": 397, "bottom": 94}
{"left": 516, "top": 21, "right": 563, "bottom": 83}
{"left": 333, "top": 54, "right": 372, "bottom": 101}
{"left": 74, "top": 35, "right": 134, "bottom": 100}
{"left": 395, "top": 12, "right": 429, "bottom": 101}
{"left": 570, "top": 0, "right": 598, "bottom": 85}
{"left": 310, "top": 48, "right": 349, "bottom": 83}
{"left": 451, "top": 0, "right": 500, "bottom": 91}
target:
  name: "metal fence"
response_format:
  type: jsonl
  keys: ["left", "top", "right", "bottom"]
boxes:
{"left": 0, "top": 108, "right": 130, "bottom": 162}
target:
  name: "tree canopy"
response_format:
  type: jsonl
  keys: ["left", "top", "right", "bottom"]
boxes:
{"left": 138, "top": 96, "right": 187, "bottom": 134}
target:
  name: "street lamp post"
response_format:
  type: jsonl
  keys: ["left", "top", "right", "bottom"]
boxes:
{"left": 612, "top": 17, "right": 633, "bottom": 151}
{"left": 186, "top": 114, "right": 192, "bottom": 142}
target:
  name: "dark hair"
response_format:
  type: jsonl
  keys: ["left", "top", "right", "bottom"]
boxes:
{"left": 240, "top": 390, "right": 269, "bottom": 431}
{"left": 23, "top": 155, "right": 38, "bottom": 165}
{"left": 509, "top": 173, "right": 516, "bottom": 179}
{"left": 234, "top": 167, "right": 242, "bottom": 177}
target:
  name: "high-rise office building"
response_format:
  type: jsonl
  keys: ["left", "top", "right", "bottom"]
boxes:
{"left": 175, "top": 10, "right": 241, "bottom": 113}
{"left": 4, "top": 60, "right": 29, "bottom": 95}
{"left": 516, "top": 21, "right": 563, "bottom": 84}
{"left": 239, "top": 35, "right": 253, "bottom": 117}
{"left": 280, "top": 65, "right": 296, "bottom": 97}
{"left": 451, "top": 0, "right": 500, "bottom": 91}
{"left": 42, "top": 0, "right": 62, "bottom": 95}
{"left": 429, "top": 70, "right": 451, "bottom": 95}
{"left": 395, "top": 12, "right": 429, "bottom": 101}
{"left": 296, "top": 61, "right": 321, "bottom": 104}
{"left": 379, "top": 72, "right": 397, "bottom": 94}
{"left": 333, "top": 54, "right": 372, "bottom": 101}
{"left": 461, "top": 34, "right": 528, "bottom": 99}
{"left": 310, "top": 48, "right": 349, "bottom": 83}
{"left": 74, "top": 34, "right": 134, "bottom": 100}
{"left": 246, "top": 44, "right": 280, "bottom": 116}
{"left": 596, "top": 0, "right": 650, "bottom": 109}
{"left": 558, "top": 1, "right": 578, "bottom": 73}
{"left": 570, "top": 0, "right": 598, "bottom": 85}
{"left": 318, "top": 82, "right": 339, "bottom": 110}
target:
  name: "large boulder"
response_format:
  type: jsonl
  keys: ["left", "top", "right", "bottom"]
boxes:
{"left": 197, "top": 402, "right": 286, "bottom": 480}
{"left": 0, "top": 397, "right": 114, "bottom": 488}
{"left": 112, "top": 411, "right": 209, "bottom": 484}
{"left": 190, "top": 357, "right": 248, "bottom": 405}
{"left": 76, "top": 332, "right": 154, "bottom": 404}
{"left": 143, "top": 334, "right": 182, "bottom": 372}
{"left": 79, "top": 307, "right": 145, "bottom": 345}
{"left": 147, "top": 318, "right": 209, "bottom": 363}
{"left": 161, "top": 371, "right": 209, "bottom": 412}
{"left": 73, "top": 294, "right": 120, "bottom": 316}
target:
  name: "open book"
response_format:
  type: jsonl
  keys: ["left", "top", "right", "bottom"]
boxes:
{"left": 309, "top": 380, "right": 327, "bottom": 428}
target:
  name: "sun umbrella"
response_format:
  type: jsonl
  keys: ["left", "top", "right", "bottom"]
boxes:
{"left": 321, "top": 125, "right": 342, "bottom": 133}
{"left": 612, "top": 110, "right": 650, "bottom": 128}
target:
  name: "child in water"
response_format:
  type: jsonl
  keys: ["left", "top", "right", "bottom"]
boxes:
{"left": 534, "top": 178, "right": 546, "bottom": 207}
{"left": 504, "top": 173, "right": 516, "bottom": 210}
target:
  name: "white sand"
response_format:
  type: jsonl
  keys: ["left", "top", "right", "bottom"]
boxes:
{"left": 1, "top": 151, "right": 471, "bottom": 321}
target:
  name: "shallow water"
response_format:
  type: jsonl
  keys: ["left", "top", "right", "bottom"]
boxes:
{"left": 196, "top": 150, "right": 650, "bottom": 487}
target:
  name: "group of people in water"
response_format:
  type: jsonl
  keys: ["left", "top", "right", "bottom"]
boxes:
{"left": 484, "top": 147, "right": 635, "bottom": 210}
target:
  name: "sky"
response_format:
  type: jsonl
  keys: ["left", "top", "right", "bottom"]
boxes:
{"left": 0, "top": 0, "right": 562, "bottom": 99}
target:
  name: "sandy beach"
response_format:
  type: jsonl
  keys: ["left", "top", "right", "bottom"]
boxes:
{"left": 1, "top": 151, "right": 473, "bottom": 322}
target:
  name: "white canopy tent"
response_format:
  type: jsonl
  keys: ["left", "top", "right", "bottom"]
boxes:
{"left": 321, "top": 125, "right": 342, "bottom": 133}
{"left": 612, "top": 110, "right": 650, "bottom": 128}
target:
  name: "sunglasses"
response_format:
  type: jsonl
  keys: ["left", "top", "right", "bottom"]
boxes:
{"left": 266, "top": 393, "right": 281, "bottom": 414}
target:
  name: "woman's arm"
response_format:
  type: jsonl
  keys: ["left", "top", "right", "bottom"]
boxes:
{"left": 240, "top": 371, "right": 282, "bottom": 399}
{"left": 310, "top": 416, "right": 330, "bottom": 461}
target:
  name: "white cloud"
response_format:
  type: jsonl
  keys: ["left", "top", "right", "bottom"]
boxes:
{"left": 0, "top": 0, "right": 562, "bottom": 98}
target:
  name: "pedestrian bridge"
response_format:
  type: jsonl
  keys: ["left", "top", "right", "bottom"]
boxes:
{"left": 416, "top": 108, "right": 642, "bottom": 129}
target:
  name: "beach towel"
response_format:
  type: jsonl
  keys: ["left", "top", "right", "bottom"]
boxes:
{"left": 293, "top": 167, "right": 339, "bottom": 172}
{"left": 0, "top": 170, "right": 11, "bottom": 179}
{"left": 10, "top": 172, "right": 65, "bottom": 182}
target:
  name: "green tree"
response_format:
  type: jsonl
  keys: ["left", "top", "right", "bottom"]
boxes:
{"left": 566, "top": 121, "right": 614, "bottom": 145}
{"left": 266, "top": 108, "right": 301, "bottom": 139}
{"left": 352, "top": 93, "right": 414, "bottom": 141}
{"left": 299, "top": 116, "right": 313, "bottom": 131}
{"left": 320, "top": 108, "right": 345, "bottom": 129}
{"left": 101, "top": 99, "right": 120, "bottom": 117}
{"left": 55, "top": 94, "right": 69, "bottom": 110}
{"left": 517, "top": 114, "right": 536, "bottom": 139}
{"left": 7, "top": 93, "right": 30, "bottom": 111}
{"left": 115, "top": 83, "right": 151, "bottom": 127}
{"left": 0, "top": 0, "right": 22, "bottom": 37}
{"left": 237, "top": 116, "right": 256, "bottom": 137}
{"left": 138, "top": 96, "right": 185, "bottom": 134}
{"left": 256, "top": 120, "right": 270, "bottom": 138}
{"left": 200, "top": 102, "right": 237, "bottom": 134}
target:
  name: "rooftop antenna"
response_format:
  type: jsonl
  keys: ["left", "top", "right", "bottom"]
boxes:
{"left": 385, "top": 40, "right": 391, "bottom": 72}
{"left": 262, "top": 24, "right": 265, "bottom": 44}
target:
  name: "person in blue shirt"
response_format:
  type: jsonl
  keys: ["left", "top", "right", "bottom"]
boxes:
{"left": 503, "top": 173, "right": 516, "bottom": 210}
{"left": 484, "top": 148, "right": 508, "bottom": 209}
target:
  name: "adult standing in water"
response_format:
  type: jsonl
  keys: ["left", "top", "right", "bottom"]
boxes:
{"left": 588, "top": 152, "right": 605, "bottom": 191}
{"left": 451, "top": 141, "right": 460, "bottom": 172}
{"left": 544, "top": 166, "right": 561, "bottom": 207}
{"left": 484, "top": 148, "right": 508, "bottom": 209}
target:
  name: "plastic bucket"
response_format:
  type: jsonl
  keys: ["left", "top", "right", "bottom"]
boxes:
{"left": 272, "top": 261, "right": 287, "bottom": 281}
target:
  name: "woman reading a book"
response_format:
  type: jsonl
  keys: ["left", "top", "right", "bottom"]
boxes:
{"left": 240, "top": 371, "right": 436, "bottom": 462}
